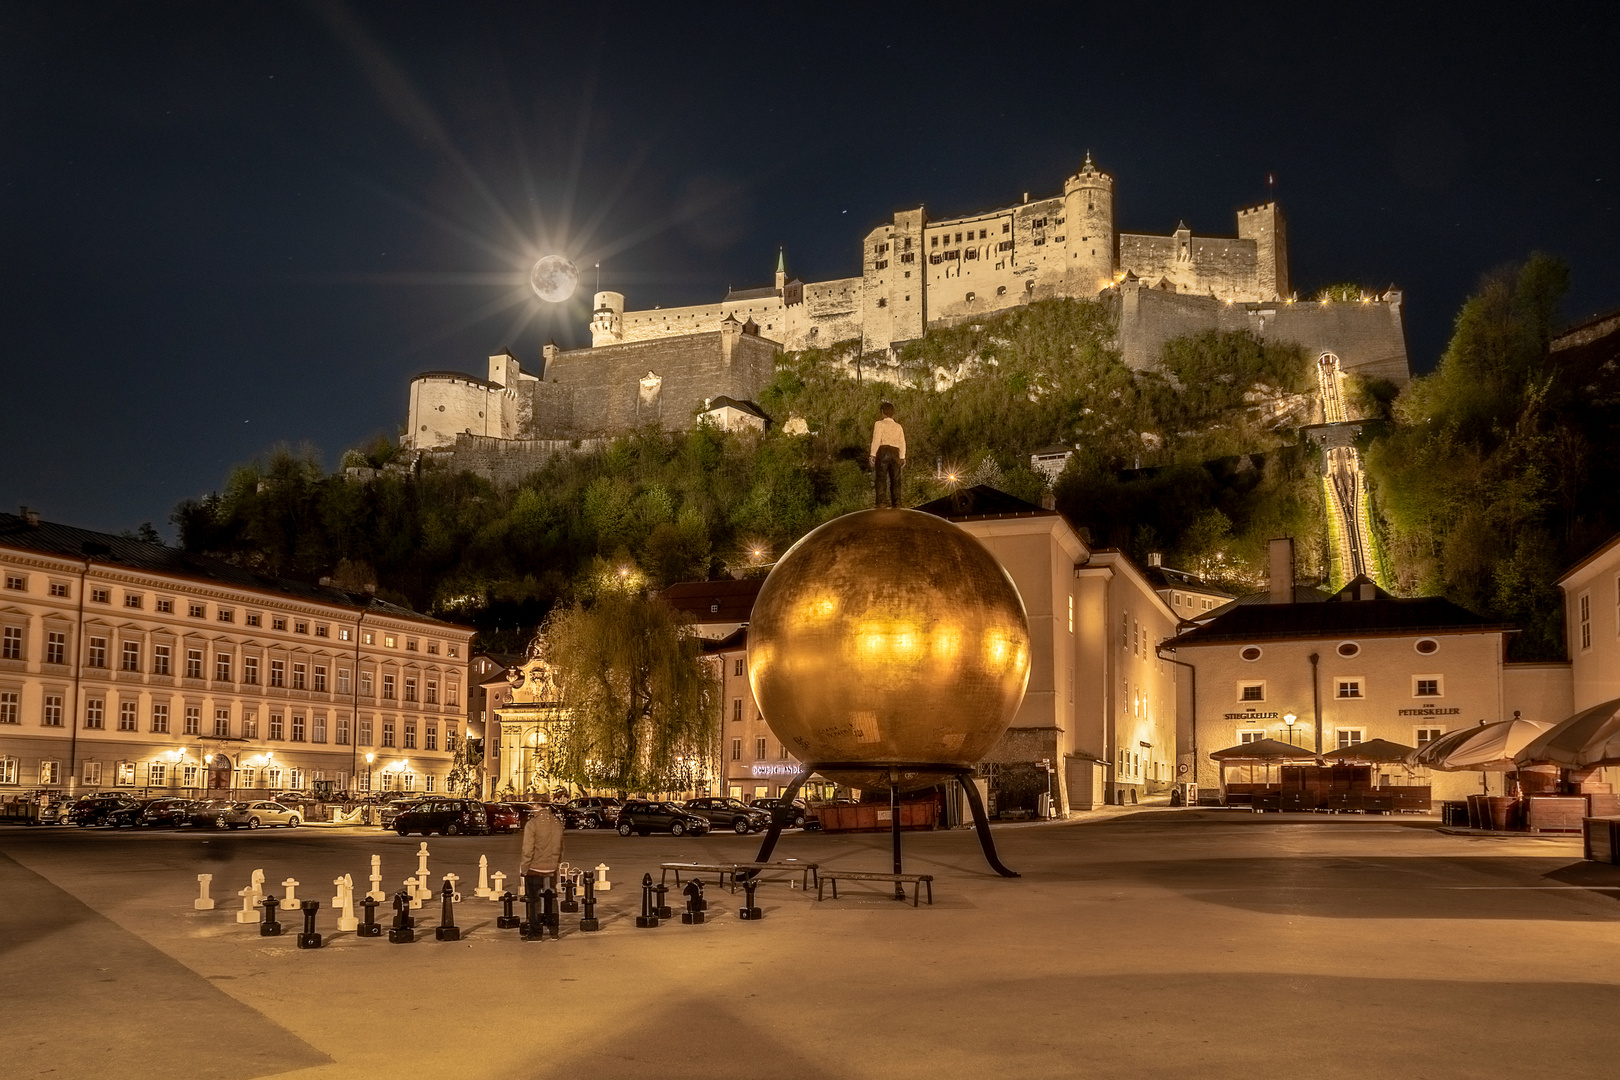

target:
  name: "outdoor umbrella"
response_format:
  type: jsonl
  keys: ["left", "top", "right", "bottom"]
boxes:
{"left": 1209, "top": 738, "right": 1321, "bottom": 763}
{"left": 1413, "top": 718, "right": 1555, "bottom": 771}
{"left": 1514, "top": 697, "right": 1620, "bottom": 769}
{"left": 1321, "top": 738, "right": 1417, "bottom": 765}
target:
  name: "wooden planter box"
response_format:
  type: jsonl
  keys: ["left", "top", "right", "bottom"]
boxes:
{"left": 1526, "top": 796, "right": 1587, "bottom": 833}
{"left": 1582, "top": 818, "right": 1620, "bottom": 863}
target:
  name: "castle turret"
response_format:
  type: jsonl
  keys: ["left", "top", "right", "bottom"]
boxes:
{"left": 1063, "top": 152, "right": 1115, "bottom": 295}
{"left": 540, "top": 340, "right": 559, "bottom": 378}
{"left": 591, "top": 291, "right": 625, "bottom": 347}
{"left": 488, "top": 349, "right": 521, "bottom": 388}
{"left": 775, "top": 248, "right": 786, "bottom": 293}
{"left": 1237, "top": 202, "right": 1290, "bottom": 300}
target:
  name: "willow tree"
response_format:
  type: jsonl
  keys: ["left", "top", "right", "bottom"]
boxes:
{"left": 543, "top": 589, "right": 721, "bottom": 794}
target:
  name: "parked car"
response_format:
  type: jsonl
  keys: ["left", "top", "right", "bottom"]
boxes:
{"left": 483, "top": 802, "right": 524, "bottom": 834}
{"left": 187, "top": 799, "right": 241, "bottom": 835}
{"left": 103, "top": 799, "right": 153, "bottom": 828}
{"left": 66, "top": 795, "right": 140, "bottom": 827}
{"left": 615, "top": 799, "right": 710, "bottom": 837}
{"left": 139, "top": 798, "right": 198, "bottom": 828}
{"left": 684, "top": 796, "right": 770, "bottom": 834}
{"left": 220, "top": 800, "right": 303, "bottom": 829}
{"left": 564, "top": 796, "right": 623, "bottom": 829}
{"left": 393, "top": 798, "right": 488, "bottom": 836}
{"left": 751, "top": 796, "right": 811, "bottom": 829}
{"left": 378, "top": 796, "right": 427, "bottom": 827}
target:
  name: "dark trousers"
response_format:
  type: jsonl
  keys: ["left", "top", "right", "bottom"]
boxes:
{"left": 874, "top": 445, "right": 902, "bottom": 508}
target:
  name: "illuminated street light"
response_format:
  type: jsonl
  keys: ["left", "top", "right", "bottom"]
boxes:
{"left": 1284, "top": 713, "right": 1298, "bottom": 745}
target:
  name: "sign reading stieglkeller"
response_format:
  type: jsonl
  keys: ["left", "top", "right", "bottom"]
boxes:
{"left": 1223, "top": 710, "right": 1279, "bottom": 720}
{"left": 1396, "top": 705, "right": 1461, "bottom": 717}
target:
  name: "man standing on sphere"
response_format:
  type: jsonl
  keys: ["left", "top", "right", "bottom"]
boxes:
{"left": 870, "top": 401, "right": 906, "bottom": 508}
{"left": 519, "top": 802, "right": 564, "bottom": 904}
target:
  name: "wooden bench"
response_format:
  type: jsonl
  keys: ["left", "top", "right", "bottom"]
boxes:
{"left": 660, "top": 861, "right": 820, "bottom": 892}
{"left": 817, "top": 870, "right": 934, "bottom": 907}
{"left": 732, "top": 861, "right": 819, "bottom": 890}
{"left": 659, "top": 863, "right": 739, "bottom": 890}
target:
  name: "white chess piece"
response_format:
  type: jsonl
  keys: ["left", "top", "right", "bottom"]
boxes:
{"left": 367, "top": 855, "right": 384, "bottom": 903}
{"left": 404, "top": 876, "right": 423, "bottom": 910}
{"left": 445, "top": 872, "right": 461, "bottom": 903}
{"left": 236, "top": 886, "right": 258, "bottom": 924}
{"left": 280, "top": 878, "right": 300, "bottom": 911}
{"left": 332, "top": 875, "right": 347, "bottom": 909}
{"left": 415, "top": 843, "right": 432, "bottom": 901}
{"left": 249, "top": 868, "right": 266, "bottom": 902}
{"left": 490, "top": 871, "right": 506, "bottom": 900}
{"left": 337, "top": 876, "right": 358, "bottom": 932}
{"left": 595, "top": 863, "right": 612, "bottom": 892}
{"left": 193, "top": 873, "right": 216, "bottom": 911}
{"left": 475, "top": 855, "right": 491, "bottom": 899}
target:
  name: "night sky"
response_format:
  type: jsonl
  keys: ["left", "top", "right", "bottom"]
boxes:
{"left": 3, "top": 2, "right": 1616, "bottom": 535}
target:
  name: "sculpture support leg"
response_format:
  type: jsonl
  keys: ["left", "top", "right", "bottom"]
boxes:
{"left": 752, "top": 765, "right": 813, "bottom": 866}
{"left": 890, "top": 782, "right": 905, "bottom": 901}
{"left": 958, "top": 771, "right": 1020, "bottom": 878}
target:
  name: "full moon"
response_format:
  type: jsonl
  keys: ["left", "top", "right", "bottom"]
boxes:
{"left": 529, "top": 255, "right": 578, "bottom": 303}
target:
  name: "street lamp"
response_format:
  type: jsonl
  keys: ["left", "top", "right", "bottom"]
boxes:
{"left": 1283, "top": 713, "right": 1298, "bottom": 746}
{"left": 365, "top": 752, "right": 375, "bottom": 795}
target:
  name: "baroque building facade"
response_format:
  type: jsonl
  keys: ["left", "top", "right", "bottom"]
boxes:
{"left": 0, "top": 512, "right": 474, "bottom": 798}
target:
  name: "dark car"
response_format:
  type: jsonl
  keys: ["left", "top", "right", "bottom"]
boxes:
{"left": 393, "top": 798, "right": 488, "bottom": 836}
{"left": 615, "top": 799, "right": 710, "bottom": 837}
{"left": 378, "top": 796, "right": 427, "bottom": 827}
{"left": 67, "top": 795, "right": 140, "bottom": 827}
{"left": 751, "top": 796, "right": 812, "bottom": 829}
{"left": 139, "top": 798, "right": 197, "bottom": 828}
{"left": 483, "top": 802, "right": 524, "bottom": 834}
{"left": 684, "top": 796, "right": 770, "bottom": 834}
{"left": 187, "top": 800, "right": 244, "bottom": 829}
{"left": 564, "top": 796, "right": 622, "bottom": 829}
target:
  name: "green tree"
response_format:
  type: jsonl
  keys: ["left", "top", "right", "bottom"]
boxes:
{"left": 542, "top": 588, "right": 721, "bottom": 794}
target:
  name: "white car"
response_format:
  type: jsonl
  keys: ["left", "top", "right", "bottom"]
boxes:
{"left": 223, "top": 800, "right": 302, "bottom": 829}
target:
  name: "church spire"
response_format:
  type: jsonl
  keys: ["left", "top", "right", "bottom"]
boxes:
{"left": 775, "top": 246, "right": 786, "bottom": 292}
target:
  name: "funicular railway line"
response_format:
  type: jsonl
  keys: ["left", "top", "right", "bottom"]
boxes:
{"left": 1318, "top": 353, "right": 1371, "bottom": 582}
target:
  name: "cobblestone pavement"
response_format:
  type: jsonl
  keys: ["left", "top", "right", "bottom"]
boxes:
{"left": 4, "top": 810, "right": 1616, "bottom": 1079}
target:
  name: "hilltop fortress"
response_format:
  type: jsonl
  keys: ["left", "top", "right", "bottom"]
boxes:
{"left": 403, "top": 155, "right": 1409, "bottom": 461}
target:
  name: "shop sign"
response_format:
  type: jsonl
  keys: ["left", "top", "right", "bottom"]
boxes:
{"left": 750, "top": 763, "right": 800, "bottom": 778}
{"left": 1223, "top": 711, "right": 1278, "bottom": 720}
{"left": 1397, "top": 706, "right": 1460, "bottom": 717}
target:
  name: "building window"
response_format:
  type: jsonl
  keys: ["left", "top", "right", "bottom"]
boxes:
{"left": 1239, "top": 682, "right": 1265, "bottom": 702}
{"left": 124, "top": 592, "right": 141, "bottom": 609}
{"left": 1579, "top": 592, "right": 1592, "bottom": 651}
{"left": 147, "top": 762, "right": 167, "bottom": 787}
{"left": 217, "top": 608, "right": 233, "bottom": 623}
{"left": 0, "top": 691, "right": 17, "bottom": 724}
{"left": 401, "top": 772, "right": 415, "bottom": 792}
{"left": 118, "top": 701, "right": 137, "bottom": 731}
{"left": 91, "top": 587, "right": 110, "bottom": 604}
{"left": 406, "top": 638, "right": 418, "bottom": 652}
{"left": 1414, "top": 677, "right": 1443, "bottom": 698}
{"left": 1336, "top": 679, "right": 1363, "bottom": 699}
{"left": 446, "top": 683, "right": 458, "bottom": 707}
{"left": 1336, "top": 729, "right": 1365, "bottom": 748}
{"left": 292, "top": 663, "right": 306, "bottom": 690}
{"left": 383, "top": 674, "right": 396, "bottom": 699}
{"left": 291, "top": 714, "right": 306, "bottom": 742}
{"left": 427, "top": 641, "right": 439, "bottom": 655}
{"left": 312, "top": 713, "right": 327, "bottom": 743}
{"left": 404, "top": 677, "right": 417, "bottom": 702}
{"left": 47, "top": 632, "right": 66, "bottom": 665}
{"left": 385, "top": 635, "right": 396, "bottom": 649}
{"left": 1239, "top": 730, "right": 1265, "bottom": 744}
{"left": 360, "top": 671, "right": 373, "bottom": 696}
{"left": 403, "top": 723, "right": 416, "bottom": 749}
{"left": 246, "top": 613, "right": 261, "bottom": 627}
{"left": 155, "top": 597, "right": 172, "bottom": 613}
{"left": 244, "top": 656, "right": 259, "bottom": 684}
{"left": 88, "top": 637, "right": 108, "bottom": 668}
{"left": 241, "top": 712, "right": 257, "bottom": 739}
{"left": 121, "top": 640, "right": 140, "bottom": 671}
{"left": 425, "top": 679, "right": 437, "bottom": 705}
{"left": 215, "top": 653, "right": 231, "bottom": 682}
{"left": 316, "top": 624, "right": 329, "bottom": 638}
{"left": 445, "top": 727, "right": 458, "bottom": 753}
{"left": 294, "top": 621, "right": 308, "bottom": 635}
{"left": 151, "top": 703, "right": 168, "bottom": 733}
{"left": 1068, "top": 595, "right": 1074, "bottom": 634}
{"left": 357, "top": 771, "right": 370, "bottom": 792}
{"left": 382, "top": 720, "right": 395, "bottom": 748}
{"left": 269, "top": 712, "right": 284, "bottom": 740}
{"left": 188, "top": 602, "right": 204, "bottom": 618}
{"left": 338, "top": 668, "right": 351, "bottom": 695}
{"left": 336, "top": 716, "right": 350, "bottom": 745}
{"left": 40, "top": 759, "right": 60, "bottom": 785}
{"left": 425, "top": 723, "right": 437, "bottom": 751}
{"left": 731, "top": 738, "right": 741, "bottom": 761}
{"left": 50, "top": 581, "right": 69, "bottom": 598}
{"left": 185, "top": 649, "right": 202, "bottom": 679}
{"left": 314, "top": 666, "right": 327, "bottom": 692}
{"left": 265, "top": 767, "right": 282, "bottom": 789}
{"left": 359, "top": 717, "right": 372, "bottom": 745}
{"left": 84, "top": 697, "right": 105, "bottom": 729}
{"left": 273, "top": 617, "right": 287, "bottom": 631}
{"left": 1416, "top": 727, "right": 1444, "bottom": 746}
{"left": 270, "top": 659, "right": 285, "bottom": 687}
{"left": 181, "top": 764, "right": 199, "bottom": 787}
{"left": 448, "top": 645, "right": 459, "bottom": 659}
{"left": 1337, "top": 642, "right": 1360, "bottom": 658}
{"left": 0, "top": 756, "right": 17, "bottom": 785}
{"left": 755, "top": 737, "right": 767, "bottom": 760}
{"left": 733, "top": 698, "right": 743, "bottom": 722}
{"left": 152, "top": 643, "right": 170, "bottom": 675}
{"left": 363, "top": 631, "right": 374, "bottom": 646}
{"left": 1, "top": 626, "right": 21, "bottom": 660}
{"left": 82, "top": 761, "right": 102, "bottom": 786}
{"left": 3, "top": 573, "right": 24, "bottom": 591}
{"left": 184, "top": 707, "right": 200, "bottom": 735}
{"left": 214, "top": 708, "right": 231, "bottom": 738}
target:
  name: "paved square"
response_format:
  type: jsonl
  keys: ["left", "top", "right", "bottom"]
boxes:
{"left": 5, "top": 810, "right": 1617, "bottom": 1079}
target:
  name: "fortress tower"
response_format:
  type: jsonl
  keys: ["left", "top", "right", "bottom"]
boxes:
{"left": 1064, "top": 152, "right": 1116, "bottom": 296}
{"left": 1237, "top": 202, "right": 1290, "bottom": 300}
{"left": 591, "top": 291, "right": 625, "bottom": 346}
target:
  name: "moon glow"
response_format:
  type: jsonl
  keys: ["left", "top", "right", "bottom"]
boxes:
{"left": 529, "top": 255, "right": 579, "bottom": 303}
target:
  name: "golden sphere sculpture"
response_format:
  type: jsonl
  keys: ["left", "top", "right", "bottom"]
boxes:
{"left": 746, "top": 508, "right": 1031, "bottom": 792}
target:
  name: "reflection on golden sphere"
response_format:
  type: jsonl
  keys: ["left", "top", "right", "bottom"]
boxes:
{"left": 747, "top": 508, "right": 1030, "bottom": 792}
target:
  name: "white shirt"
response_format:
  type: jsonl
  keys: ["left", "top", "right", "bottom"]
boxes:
{"left": 870, "top": 416, "right": 906, "bottom": 461}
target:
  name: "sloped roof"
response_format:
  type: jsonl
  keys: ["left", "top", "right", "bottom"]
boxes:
{"left": 701, "top": 627, "right": 748, "bottom": 654}
{"left": 704, "top": 396, "right": 771, "bottom": 422}
{"left": 661, "top": 577, "right": 765, "bottom": 624}
{"left": 914, "top": 485, "right": 1057, "bottom": 523}
{"left": 1167, "top": 590, "right": 1510, "bottom": 647}
{"left": 0, "top": 513, "right": 464, "bottom": 629}
{"left": 723, "top": 285, "right": 779, "bottom": 302}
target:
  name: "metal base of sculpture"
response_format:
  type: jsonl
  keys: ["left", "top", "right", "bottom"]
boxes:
{"left": 752, "top": 765, "right": 1019, "bottom": 883}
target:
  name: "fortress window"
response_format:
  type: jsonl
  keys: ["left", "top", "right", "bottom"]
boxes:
{"left": 997, "top": 286, "right": 1007, "bottom": 296}
{"left": 955, "top": 233, "right": 962, "bottom": 242}
{"left": 1034, "top": 238, "right": 1045, "bottom": 246}
{"left": 930, "top": 254, "right": 942, "bottom": 265}
{"left": 998, "top": 240, "right": 1013, "bottom": 251}
{"left": 903, "top": 238, "right": 912, "bottom": 250}
{"left": 965, "top": 249, "right": 978, "bottom": 260}
{"left": 966, "top": 292, "right": 975, "bottom": 302}
{"left": 1054, "top": 236, "right": 1064, "bottom": 243}
{"left": 979, "top": 229, "right": 987, "bottom": 239}
{"left": 1002, "top": 222, "right": 1010, "bottom": 233}
{"left": 930, "top": 236, "right": 937, "bottom": 248}
{"left": 877, "top": 298, "right": 887, "bottom": 308}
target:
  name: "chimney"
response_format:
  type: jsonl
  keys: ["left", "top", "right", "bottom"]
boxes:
{"left": 1040, "top": 490, "right": 1056, "bottom": 511}
{"left": 1147, "top": 552, "right": 1162, "bottom": 568}
{"left": 21, "top": 506, "right": 41, "bottom": 528}
{"left": 1267, "top": 537, "right": 1294, "bottom": 604}
{"left": 1358, "top": 580, "right": 1377, "bottom": 601}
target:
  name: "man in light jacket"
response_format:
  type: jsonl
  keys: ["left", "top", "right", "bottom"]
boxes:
{"left": 519, "top": 803, "right": 565, "bottom": 900}
{"left": 869, "top": 401, "right": 906, "bottom": 508}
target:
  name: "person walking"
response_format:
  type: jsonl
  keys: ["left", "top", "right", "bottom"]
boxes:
{"left": 869, "top": 401, "right": 906, "bottom": 508}
{"left": 519, "top": 802, "right": 565, "bottom": 902}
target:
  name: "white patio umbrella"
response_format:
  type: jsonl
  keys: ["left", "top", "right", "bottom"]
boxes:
{"left": 1414, "top": 718, "right": 1556, "bottom": 771}
{"left": 1514, "top": 698, "right": 1620, "bottom": 769}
